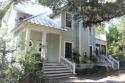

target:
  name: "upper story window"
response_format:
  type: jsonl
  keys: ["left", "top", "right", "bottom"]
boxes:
{"left": 89, "top": 27, "right": 93, "bottom": 35}
{"left": 66, "top": 12, "right": 73, "bottom": 28}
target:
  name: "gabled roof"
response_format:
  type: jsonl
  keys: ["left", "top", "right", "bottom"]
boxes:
{"left": 24, "top": 14, "right": 64, "bottom": 30}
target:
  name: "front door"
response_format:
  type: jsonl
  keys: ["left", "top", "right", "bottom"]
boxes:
{"left": 65, "top": 42, "right": 72, "bottom": 59}
{"left": 90, "top": 46, "right": 92, "bottom": 60}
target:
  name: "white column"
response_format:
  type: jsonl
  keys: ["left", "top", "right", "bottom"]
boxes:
{"left": 79, "top": 21, "right": 82, "bottom": 64}
{"left": 59, "top": 34, "right": 62, "bottom": 63}
{"left": 25, "top": 28, "right": 31, "bottom": 52}
{"left": 41, "top": 32, "right": 47, "bottom": 60}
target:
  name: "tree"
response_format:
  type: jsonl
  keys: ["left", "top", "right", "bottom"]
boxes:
{"left": 107, "top": 22, "right": 125, "bottom": 67}
{"left": 0, "top": 27, "right": 15, "bottom": 66}
{"left": 39, "top": 0, "right": 125, "bottom": 27}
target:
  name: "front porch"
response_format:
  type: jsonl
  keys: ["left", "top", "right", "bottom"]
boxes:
{"left": 19, "top": 24, "right": 62, "bottom": 63}
{"left": 12, "top": 14, "right": 76, "bottom": 78}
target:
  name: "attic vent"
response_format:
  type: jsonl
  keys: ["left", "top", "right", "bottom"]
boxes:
{"left": 19, "top": 16, "right": 26, "bottom": 22}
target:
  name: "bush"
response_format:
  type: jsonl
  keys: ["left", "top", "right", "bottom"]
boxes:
{"left": 19, "top": 53, "right": 46, "bottom": 83}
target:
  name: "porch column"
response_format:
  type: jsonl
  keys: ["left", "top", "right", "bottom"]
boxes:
{"left": 25, "top": 28, "right": 31, "bottom": 52}
{"left": 59, "top": 34, "right": 62, "bottom": 63}
{"left": 41, "top": 32, "right": 47, "bottom": 60}
{"left": 79, "top": 21, "right": 82, "bottom": 64}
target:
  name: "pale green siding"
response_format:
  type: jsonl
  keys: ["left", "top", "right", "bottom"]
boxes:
{"left": 47, "top": 34, "right": 59, "bottom": 62}
{"left": 80, "top": 28, "right": 90, "bottom": 57}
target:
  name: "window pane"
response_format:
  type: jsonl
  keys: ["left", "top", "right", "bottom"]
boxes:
{"left": 66, "top": 13, "right": 72, "bottom": 28}
{"left": 65, "top": 42, "right": 72, "bottom": 58}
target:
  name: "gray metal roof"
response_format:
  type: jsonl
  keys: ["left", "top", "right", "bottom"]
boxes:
{"left": 13, "top": 3, "right": 52, "bottom": 15}
{"left": 24, "top": 14, "right": 64, "bottom": 30}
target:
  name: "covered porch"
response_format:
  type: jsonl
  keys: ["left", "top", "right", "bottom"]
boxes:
{"left": 12, "top": 14, "right": 76, "bottom": 76}
{"left": 19, "top": 23, "right": 62, "bottom": 63}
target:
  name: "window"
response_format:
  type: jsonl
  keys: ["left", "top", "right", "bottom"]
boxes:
{"left": 37, "top": 41, "right": 42, "bottom": 53}
{"left": 29, "top": 40, "right": 34, "bottom": 47}
{"left": 66, "top": 13, "right": 72, "bottom": 28}
{"left": 89, "top": 27, "right": 92, "bottom": 35}
{"left": 65, "top": 42, "right": 72, "bottom": 58}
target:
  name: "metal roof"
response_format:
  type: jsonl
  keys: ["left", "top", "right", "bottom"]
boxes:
{"left": 24, "top": 14, "right": 64, "bottom": 30}
{"left": 13, "top": 3, "right": 52, "bottom": 16}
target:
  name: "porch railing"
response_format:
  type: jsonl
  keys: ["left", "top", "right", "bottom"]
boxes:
{"left": 97, "top": 55, "right": 112, "bottom": 67}
{"left": 97, "top": 55, "right": 119, "bottom": 70}
{"left": 108, "top": 55, "right": 120, "bottom": 70}
{"left": 60, "top": 56, "right": 76, "bottom": 74}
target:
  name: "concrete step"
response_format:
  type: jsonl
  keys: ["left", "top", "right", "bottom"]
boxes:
{"left": 44, "top": 70, "right": 71, "bottom": 74}
{"left": 43, "top": 63, "right": 73, "bottom": 79}
{"left": 43, "top": 67, "right": 70, "bottom": 71}
{"left": 48, "top": 75, "right": 73, "bottom": 79}
{"left": 44, "top": 65, "right": 67, "bottom": 68}
{"left": 48, "top": 72, "right": 72, "bottom": 77}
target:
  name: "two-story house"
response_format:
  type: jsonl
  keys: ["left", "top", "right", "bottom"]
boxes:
{"left": 2, "top": 1, "right": 119, "bottom": 79}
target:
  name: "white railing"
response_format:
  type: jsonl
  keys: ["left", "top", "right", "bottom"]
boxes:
{"left": 97, "top": 55, "right": 119, "bottom": 70}
{"left": 97, "top": 55, "right": 112, "bottom": 67}
{"left": 60, "top": 56, "right": 76, "bottom": 74}
{"left": 108, "top": 55, "right": 120, "bottom": 70}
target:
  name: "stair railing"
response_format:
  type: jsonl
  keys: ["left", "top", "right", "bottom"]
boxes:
{"left": 108, "top": 55, "right": 120, "bottom": 70}
{"left": 60, "top": 56, "right": 76, "bottom": 74}
{"left": 97, "top": 55, "right": 113, "bottom": 67}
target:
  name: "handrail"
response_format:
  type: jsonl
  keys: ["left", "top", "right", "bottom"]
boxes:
{"left": 97, "top": 55, "right": 113, "bottom": 67}
{"left": 108, "top": 55, "right": 120, "bottom": 69}
{"left": 97, "top": 55, "right": 119, "bottom": 70}
{"left": 60, "top": 56, "right": 76, "bottom": 74}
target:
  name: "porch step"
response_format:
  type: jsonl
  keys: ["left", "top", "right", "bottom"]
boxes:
{"left": 48, "top": 75, "right": 73, "bottom": 79}
{"left": 43, "top": 63, "right": 73, "bottom": 79}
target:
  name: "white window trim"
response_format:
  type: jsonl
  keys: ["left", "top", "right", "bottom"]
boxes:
{"left": 64, "top": 41, "right": 74, "bottom": 58}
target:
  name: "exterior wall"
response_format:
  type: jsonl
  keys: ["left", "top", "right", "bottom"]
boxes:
{"left": 7, "top": 8, "right": 31, "bottom": 32}
{"left": 47, "top": 34, "right": 59, "bottom": 62}
{"left": 89, "top": 27, "right": 96, "bottom": 56}
{"left": 59, "top": 11, "right": 77, "bottom": 57}
{"left": 80, "top": 27, "right": 90, "bottom": 57}
{"left": 52, "top": 13, "right": 61, "bottom": 26}
{"left": 52, "top": 10, "right": 97, "bottom": 59}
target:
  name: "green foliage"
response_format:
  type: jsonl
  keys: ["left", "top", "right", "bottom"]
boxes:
{"left": 96, "top": 25, "right": 105, "bottom": 34}
{"left": 13, "top": 39, "right": 46, "bottom": 83}
{"left": 39, "top": 0, "right": 67, "bottom": 11}
{"left": 107, "top": 22, "right": 125, "bottom": 67}
{"left": 72, "top": 49, "right": 80, "bottom": 64}
{"left": 82, "top": 56, "right": 92, "bottom": 64}
{"left": 0, "top": 1, "right": 15, "bottom": 19}
{"left": 0, "top": 35, "right": 46, "bottom": 82}
{"left": 39, "top": 0, "right": 125, "bottom": 26}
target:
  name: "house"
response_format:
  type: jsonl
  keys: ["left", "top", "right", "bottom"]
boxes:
{"left": 2, "top": 1, "right": 119, "bottom": 79}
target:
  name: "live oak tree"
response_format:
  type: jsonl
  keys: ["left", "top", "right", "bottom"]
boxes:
{"left": 1, "top": 0, "right": 125, "bottom": 27}
{"left": 39, "top": 0, "right": 125, "bottom": 26}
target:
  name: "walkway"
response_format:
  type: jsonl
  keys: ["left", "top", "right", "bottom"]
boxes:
{"left": 45, "top": 70, "right": 125, "bottom": 83}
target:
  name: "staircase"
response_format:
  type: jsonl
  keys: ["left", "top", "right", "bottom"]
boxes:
{"left": 43, "top": 63, "right": 73, "bottom": 79}
{"left": 95, "top": 55, "right": 120, "bottom": 70}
